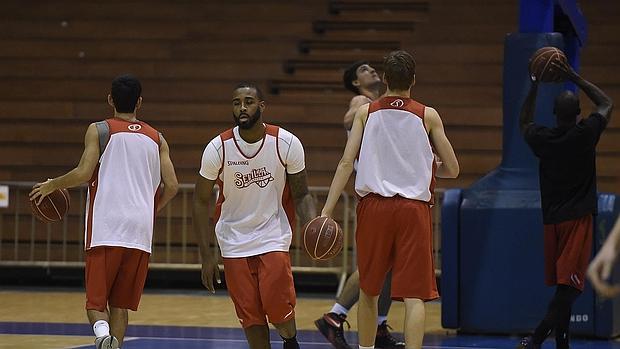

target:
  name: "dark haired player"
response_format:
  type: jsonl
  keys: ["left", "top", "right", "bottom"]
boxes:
{"left": 30, "top": 74, "right": 179, "bottom": 349}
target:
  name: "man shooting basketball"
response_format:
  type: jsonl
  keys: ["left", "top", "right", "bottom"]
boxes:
{"left": 29, "top": 74, "right": 179, "bottom": 349}
{"left": 193, "top": 82, "right": 316, "bottom": 349}
{"left": 516, "top": 58, "right": 613, "bottom": 349}
{"left": 315, "top": 61, "right": 405, "bottom": 349}
{"left": 321, "top": 50, "right": 459, "bottom": 349}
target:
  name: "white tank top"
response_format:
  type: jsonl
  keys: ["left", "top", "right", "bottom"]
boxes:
{"left": 214, "top": 125, "right": 295, "bottom": 258}
{"left": 355, "top": 97, "right": 436, "bottom": 203}
{"left": 85, "top": 118, "right": 161, "bottom": 253}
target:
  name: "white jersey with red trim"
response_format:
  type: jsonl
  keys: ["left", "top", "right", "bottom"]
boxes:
{"left": 200, "top": 125, "right": 302, "bottom": 258}
{"left": 355, "top": 96, "right": 436, "bottom": 202}
{"left": 85, "top": 118, "right": 161, "bottom": 253}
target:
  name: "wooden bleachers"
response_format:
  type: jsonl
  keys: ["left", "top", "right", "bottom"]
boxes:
{"left": 0, "top": 0, "right": 618, "bottom": 265}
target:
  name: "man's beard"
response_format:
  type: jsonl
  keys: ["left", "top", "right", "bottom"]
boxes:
{"left": 233, "top": 108, "right": 261, "bottom": 130}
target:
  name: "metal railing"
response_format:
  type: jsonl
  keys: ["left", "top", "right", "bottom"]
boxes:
{"left": 0, "top": 181, "right": 443, "bottom": 294}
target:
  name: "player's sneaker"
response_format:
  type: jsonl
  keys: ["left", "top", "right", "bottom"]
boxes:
{"left": 375, "top": 321, "right": 405, "bottom": 348}
{"left": 515, "top": 336, "right": 540, "bottom": 349}
{"left": 95, "top": 335, "right": 119, "bottom": 349}
{"left": 282, "top": 336, "right": 300, "bottom": 349}
{"left": 314, "top": 312, "right": 352, "bottom": 349}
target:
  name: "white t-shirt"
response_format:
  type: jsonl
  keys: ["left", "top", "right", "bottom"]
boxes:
{"left": 200, "top": 126, "right": 304, "bottom": 180}
{"left": 199, "top": 125, "right": 305, "bottom": 257}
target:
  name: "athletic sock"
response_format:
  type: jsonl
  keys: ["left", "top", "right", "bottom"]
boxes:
{"left": 330, "top": 303, "right": 349, "bottom": 316}
{"left": 377, "top": 316, "right": 388, "bottom": 326}
{"left": 93, "top": 320, "right": 110, "bottom": 338}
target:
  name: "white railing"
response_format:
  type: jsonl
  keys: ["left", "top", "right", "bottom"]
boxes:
{"left": 0, "top": 181, "right": 443, "bottom": 294}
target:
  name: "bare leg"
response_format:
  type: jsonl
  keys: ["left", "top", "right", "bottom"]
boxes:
{"left": 273, "top": 318, "right": 300, "bottom": 348}
{"left": 337, "top": 269, "right": 393, "bottom": 318}
{"left": 403, "top": 298, "right": 425, "bottom": 349}
{"left": 109, "top": 307, "right": 128, "bottom": 346}
{"left": 336, "top": 269, "right": 360, "bottom": 309}
{"left": 87, "top": 308, "right": 109, "bottom": 325}
{"left": 244, "top": 324, "right": 271, "bottom": 349}
{"left": 358, "top": 289, "right": 379, "bottom": 347}
{"left": 273, "top": 318, "right": 296, "bottom": 339}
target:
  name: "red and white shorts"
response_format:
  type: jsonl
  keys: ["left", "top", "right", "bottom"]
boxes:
{"left": 223, "top": 251, "right": 296, "bottom": 328}
{"left": 356, "top": 194, "right": 438, "bottom": 301}
{"left": 85, "top": 246, "right": 150, "bottom": 311}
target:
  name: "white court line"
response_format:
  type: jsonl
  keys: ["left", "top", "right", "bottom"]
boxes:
{"left": 104, "top": 336, "right": 335, "bottom": 346}
{"left": 65, "top": 337, "right": 140, "bottom": 349}
{"left": 423, "top": 346, "right": 499, "bottom": 349}
{"left": 79, "top": 335, "right": 499, "bottom": 349}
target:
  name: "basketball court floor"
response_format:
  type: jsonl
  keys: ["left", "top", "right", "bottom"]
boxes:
{"left": 1, "top": 288, "right": 619, "bottom": 349}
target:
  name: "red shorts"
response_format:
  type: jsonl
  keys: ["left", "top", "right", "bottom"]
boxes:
{"left": 544, "top": 214, "right": 593, "bottom": 291}
{"left": 356, "top": 194, "right": 438, "bottom": 301}
{"left": 223, "top": 251, "right": 296, "bottom": 328}
{"left": 85, "top": 246, "right": 150, "bottom": 311}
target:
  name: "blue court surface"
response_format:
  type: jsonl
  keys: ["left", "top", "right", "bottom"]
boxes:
{"left": 1, "top": 322, "right": 620, "bottom": 349}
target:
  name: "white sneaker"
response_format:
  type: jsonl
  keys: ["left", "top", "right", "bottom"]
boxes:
{"left": 95, "top": 335, "right": 119, "bottom": 349}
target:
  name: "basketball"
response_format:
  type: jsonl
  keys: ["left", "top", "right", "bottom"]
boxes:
{"left": 303, "top": 216, "right": 343, "bottom": 261}
{"left": 528, "top": 46, "right": 567, "bottom": 82}
{"left": 30, "top": 188, "right": 70, "bottom": 223}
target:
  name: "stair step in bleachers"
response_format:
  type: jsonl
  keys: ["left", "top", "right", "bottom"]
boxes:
{"left": 313, "top": 20, "right": 416, "bottom": 34}
{"left": 325, "top": 11, "right": 429, "bottom": 23}
{"left": 0, "top": 1, "right": 327, "bottom": 21}
{"left": 0, "top": 58, "right": 283, "bottom": 81}
{"left": 298, "top": 39, "right": 400, "bottom": 54}
{"left": 0, "top": 19, "right": 313, "bottom": 43}
{"left": 284, "top": 63, "right": 506, "bottom": 85}
{"left": 328, "top": 0, "right": 429, "bottom": 15}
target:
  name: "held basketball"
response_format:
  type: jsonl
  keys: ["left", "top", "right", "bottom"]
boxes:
{"left": 30, "top": 188, "right": 70, "bottom": 223}
{"left": 303, "top": 216, "right": 343, "bottom": 261}
{"left": 528, "top": 46, "right": 567, "bottom": 82}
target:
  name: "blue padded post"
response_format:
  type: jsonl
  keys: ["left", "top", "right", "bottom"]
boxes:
{"left": 519, "top": 0, "right": 554, "bottom": 33}
{"left": 440, "top": 189, "right": 462, "bottom": 328}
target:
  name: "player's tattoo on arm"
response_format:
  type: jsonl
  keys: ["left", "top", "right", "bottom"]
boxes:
{"left": 287, "top": 169, "right": 317, "bottom": 226}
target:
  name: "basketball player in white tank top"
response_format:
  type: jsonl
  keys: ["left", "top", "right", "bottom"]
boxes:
{"left": 30, "top": 74, "right": 179, "bottom": 349}
{"left": 315, "top": 61, "right": 407, "bottom": 349}
{"left": 322, "top": 51, "right": 459, "bottom": 349}
{"left": 193, "top": 83, "right": 316, "bottom": 349}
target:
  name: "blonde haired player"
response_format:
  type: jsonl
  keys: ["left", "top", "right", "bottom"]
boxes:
{"left": 315, "top": 60, "right": 405, "bottom": 349}
{"left": 321, "top": 50, "right": 459, "bottom": 349}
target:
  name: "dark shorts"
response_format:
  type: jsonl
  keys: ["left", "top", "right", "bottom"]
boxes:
{"left": 544, "top": 214, "right": 593, "bottom": 291}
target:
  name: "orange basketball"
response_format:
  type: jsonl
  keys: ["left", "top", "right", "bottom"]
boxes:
{"left": 303, "top": 216, "right": 343, "bottom": 261}
{"left": 528, "top": 46, "right": 567, "bottom": 82}
{"left": 30, "top": 188, "right": 70, "bottom": 223}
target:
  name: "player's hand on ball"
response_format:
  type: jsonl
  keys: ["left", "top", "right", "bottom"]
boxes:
{"left": 201, "top": 253, "right": 221, "bottom": 294}
{"left": 29, "top": 179, "right": 55, "bottom": 205}
{"left": 550, "top": 60, "right": 575, "bottom": 82}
